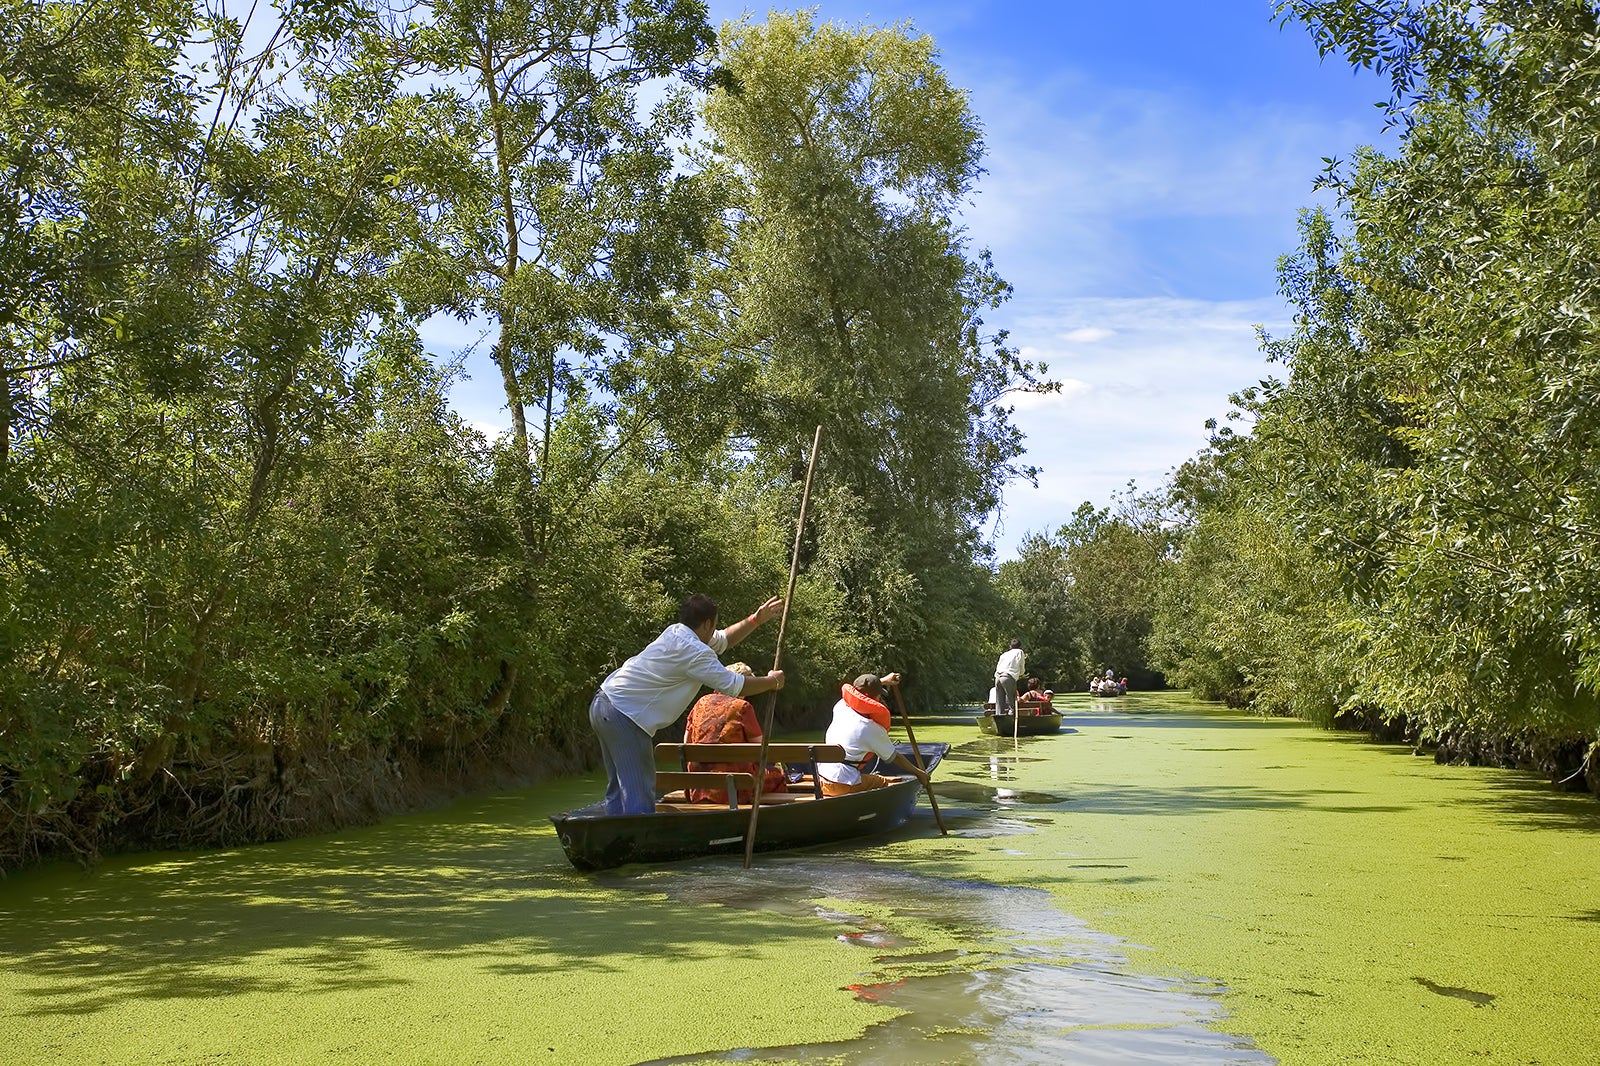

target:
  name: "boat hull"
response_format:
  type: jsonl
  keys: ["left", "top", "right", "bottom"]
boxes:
{"left": 551, "top": 742, "right": 949, "bottom": 872}
{"left": 977, "top": 712, "right": 1063, "bottom": 736}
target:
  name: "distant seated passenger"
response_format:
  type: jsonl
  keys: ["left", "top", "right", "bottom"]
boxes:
{"left": 816, "top": 673, "right": 930, "bottom": 796}
{"left": 683, "top": 663, "right": 786, "bottom": 804}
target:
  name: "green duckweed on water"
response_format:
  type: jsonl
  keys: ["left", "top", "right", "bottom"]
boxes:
{"left": 2, "top": 692, "right": 1598, "bottom": 1064}
{"left": 897, "top": 692, "right": 1600, "bottom": 1064}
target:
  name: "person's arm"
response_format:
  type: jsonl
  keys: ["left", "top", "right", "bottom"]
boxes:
{"left": 862, "top": 722, "right": 921, "bottom": 781}
{"left": 723, "top": 596, "right": 783, "bottom": 649}
{"left": 889, "top": 751, "right": 929, "bottom": 783}
{"left": 740, "top": 670, "right": 785, "bottom": 696}
{"left": 686, "top": 638, "right": 786, "bottom": 699}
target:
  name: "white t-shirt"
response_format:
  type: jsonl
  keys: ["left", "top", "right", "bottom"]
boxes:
{"left": 995, "top": 648, "right": 1026, "bottom": 679}
{"left": 816, "top": 698, "right": 899, "bottom": 785}
{"left": 601, "top": 623, "right": 746, "bottom": 734}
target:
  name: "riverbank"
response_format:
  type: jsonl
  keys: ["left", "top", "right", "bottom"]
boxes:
{"left": 1, "top": 693, "right": 1595, "bottom": 1063}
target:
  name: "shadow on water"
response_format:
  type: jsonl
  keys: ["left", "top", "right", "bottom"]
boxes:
{"left": 1293, "top": 728, "right": 1600, "bottom": 835}
{"left": 0, "top": 788, "right": 818, "bottom": 1015}
{"left": 1413, "top": 977, "right": 1495, "bottom": 1006}
{"left": 625, "top": 856, "right": 1275, "bottom": 1066}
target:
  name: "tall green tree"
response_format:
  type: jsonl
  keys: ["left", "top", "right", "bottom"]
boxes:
{"left": 997, "top": 493, "right": 1170, "bottom": 693}
{"left": 380, "top": 0, "right": 721, "bottom": 554}
{"left": 699, "top": 11, "right": 1048, "bottom": 703}
{"left": 1149, "top": 2, "right": 1600, "bottom": 770}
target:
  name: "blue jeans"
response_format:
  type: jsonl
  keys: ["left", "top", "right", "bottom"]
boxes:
{"left": 589, "top": 690, "right": 656, "bottom": 815}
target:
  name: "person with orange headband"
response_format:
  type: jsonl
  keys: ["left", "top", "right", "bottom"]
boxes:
{"left": 815, "top": 672, "right": 930, "bottom": 796}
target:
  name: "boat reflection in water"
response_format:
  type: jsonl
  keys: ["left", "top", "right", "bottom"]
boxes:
{"left": 633, "top": 856, "right": 1274, "bottom": 1066}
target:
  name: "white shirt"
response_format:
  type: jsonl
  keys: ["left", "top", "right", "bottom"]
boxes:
{"left": 601, "top": 623, "right": 746, "bottom": 734}
{"left": 816, "top": 698, "right": 899, "bottom": 785}
{"left": 995, "top": 648, "right": 1026, "bottom": 679}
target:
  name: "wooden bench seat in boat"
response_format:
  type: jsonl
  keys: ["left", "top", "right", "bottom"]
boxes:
{"left": 649, "top": 768, "right": 755, "bottom": 793}
{"left": 654, "top": 744, "right": 852, "bottom": 807}
{"left": 653, "top": 770, "right": 815, "bottom": 811}
{"left": 653, "top": 743, "right": 847, "bottom": 766}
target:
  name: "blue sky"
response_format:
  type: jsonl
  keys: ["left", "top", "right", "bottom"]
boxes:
{"left": 428, "top": 2, "right": 1392, "bottom": 558}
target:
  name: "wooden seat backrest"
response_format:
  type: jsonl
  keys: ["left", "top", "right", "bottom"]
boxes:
{"left": 654, "top": 743, "right": 847, "bottom": 765}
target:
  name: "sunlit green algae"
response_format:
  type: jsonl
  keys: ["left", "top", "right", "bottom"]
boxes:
{"left": 2, "top": 692, "right": 1597, "bottom": 1064}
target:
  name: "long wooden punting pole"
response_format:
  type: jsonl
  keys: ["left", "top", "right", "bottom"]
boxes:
{"left": 743, "top": 424, "right": 823, "bottom": 868}
{"left": 889, "top": 683, "right": 948, "bottom": 836}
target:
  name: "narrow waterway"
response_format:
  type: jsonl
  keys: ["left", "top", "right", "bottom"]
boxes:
{"left": 1, "top": 693, "right": 1596, "bottom": 1065}
{"left": 630, "top": 853, "right": 1273, "bottom": 1065}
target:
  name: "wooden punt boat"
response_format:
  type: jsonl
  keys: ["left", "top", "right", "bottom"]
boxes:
{"left": 550, "top": 741, "right": 949, "bottom": 872}
{"left": 977, "top": 711, "right": 1064, "bottom": 736}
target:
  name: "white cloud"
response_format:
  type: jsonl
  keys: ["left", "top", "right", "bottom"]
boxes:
{"left": 1062, "top": 327, "right": 1114, "bottom": 343}
{"left": 988, "top": 295, "right": 1292, "bottom": 553}
{"left": 470, "top": 419, "right": 507, "bottom": 439}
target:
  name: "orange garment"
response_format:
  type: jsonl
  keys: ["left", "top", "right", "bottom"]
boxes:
{"left": 683, "top": 692, "right": 787, "bottom": 804}
{"left": 820, "top": 773, "right": 890, "bottom": 796}
{"left": 839, "top": 683, "right": 892, "bottom": 730}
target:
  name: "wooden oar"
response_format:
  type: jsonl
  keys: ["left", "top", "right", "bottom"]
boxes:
{"left": 888, "top": 683, "right": 947, "bottom": 835}
{"left": 743, "top": 424, "right": 823, "bottom": 868}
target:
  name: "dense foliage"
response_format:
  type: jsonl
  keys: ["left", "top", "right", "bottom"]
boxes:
{"left": 0, "top": 1, "right": 1043, "bottom": 867}
{"left": 1144, "top": 0, "right": 1600, "bottom": 786}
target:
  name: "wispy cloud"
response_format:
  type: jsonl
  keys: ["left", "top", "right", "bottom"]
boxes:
{"left": 989, "top": 296, "right": 1291, "bottom": 550}
{"left": 1061, "top": 327, "right": 1114, "bottom": 343}
{"left": 950, "top": 69, "right": 1363, "bottom": 553}
{"left": 953, "top": 68, "right": 1373, "bottom": 302}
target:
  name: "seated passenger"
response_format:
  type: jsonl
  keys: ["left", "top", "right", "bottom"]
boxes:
{"left": 1017, "top": 677, "right": 1055, "bottom": 715}
{"left": 816, "top": 673, "right": 930, "bottom": 796}
{"left": 683, "top": 663, "right": 787, "bottom": 804}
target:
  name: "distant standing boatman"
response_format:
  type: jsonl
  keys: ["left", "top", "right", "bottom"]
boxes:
{"left": 591, "top": 594, "right": 787, "bottom": 815}
{"left": 994, "top": 639, "right": 1026, "bottom": 715}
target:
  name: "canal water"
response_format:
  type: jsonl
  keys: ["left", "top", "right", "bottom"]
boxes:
{"left": 631, "top": 851, "right": 1273, "bottom": 1065}
{"left": 1, "top": 692, "right": 1596, "bottom": 1064}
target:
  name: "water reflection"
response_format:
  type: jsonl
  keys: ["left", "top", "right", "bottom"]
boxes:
{"left": 933, "top": 781, "right": 1072, "bottom": 806}
{"left": 623, "top": 857, "right": 1275, "bottom": 1065}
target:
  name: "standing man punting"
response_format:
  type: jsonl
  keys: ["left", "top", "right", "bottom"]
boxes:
{"left": 993, "top": 639, "right": 1026, "bottom": 716}
{"left": 589, "top": 594, "right": 786, "bottom": 815}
